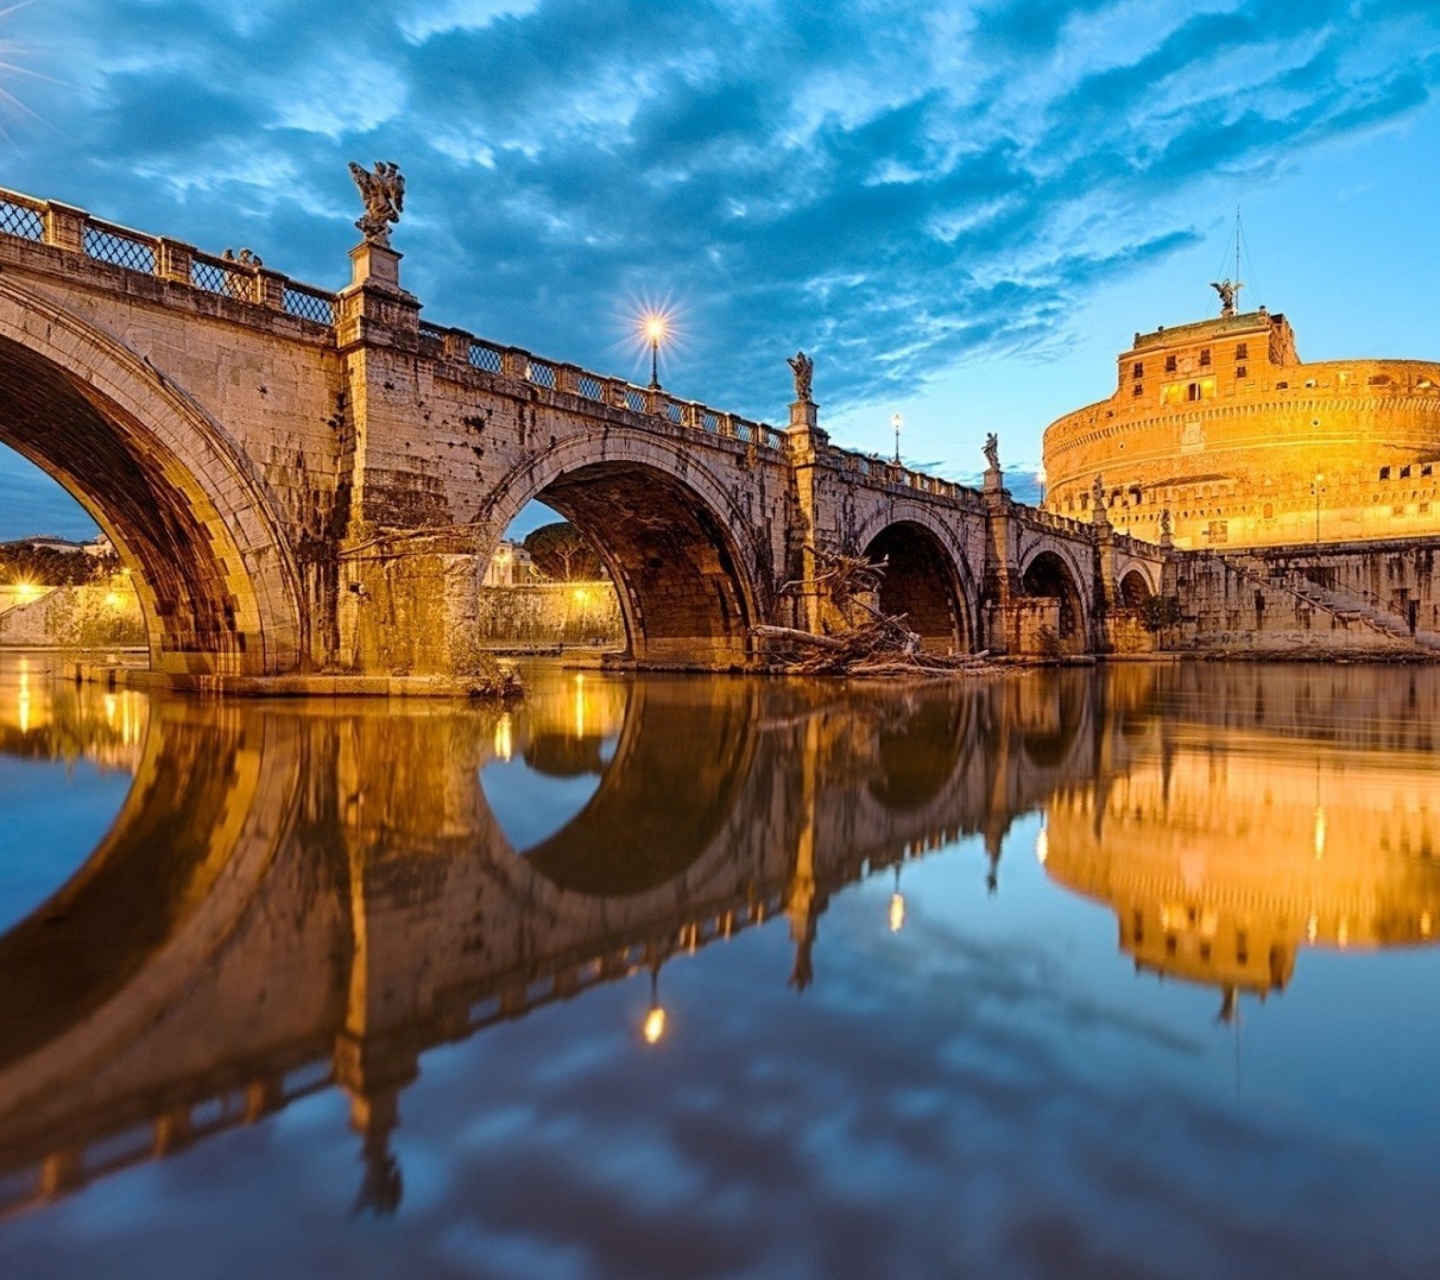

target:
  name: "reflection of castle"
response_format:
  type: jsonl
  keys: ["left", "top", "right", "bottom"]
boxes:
{"left": 1043, "top": 306, "right": 1440, "bottom": 549}
{"left": 1043, "top": 674, "right": 1440, "bottom": 1012}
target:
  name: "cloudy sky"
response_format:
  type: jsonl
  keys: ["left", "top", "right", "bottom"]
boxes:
{"left": 3, "top": 0, "right": 1440, "bottom": 536}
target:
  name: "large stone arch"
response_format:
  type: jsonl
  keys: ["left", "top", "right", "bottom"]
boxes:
{"left": 850, "top": 503, "right": 978, "bottom": 652}
{"left": 480, "top": 433, "right": 767, "bottom": 667}
{"left": 0, "top": 280, "right": 304, "bottom": 676}
{"left": 1020, "top": 546, "right": 1088, "bottom": 650}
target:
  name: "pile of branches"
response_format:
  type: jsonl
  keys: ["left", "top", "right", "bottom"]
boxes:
{"left": 754, "top": 548, "right": 990, "bottom": 677}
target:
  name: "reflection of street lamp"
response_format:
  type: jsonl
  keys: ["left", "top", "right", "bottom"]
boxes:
{"left": 643, "top": 966, "right": 667, "bottom": 1045}
{"left": 1311, "top": 472, "right": 1325, "bottom": 544}
{"left": 892, "top": 412, "right": 903, "bottom": 465}
{"left": 888, "top": 865, "right": 905, "bottom": 933}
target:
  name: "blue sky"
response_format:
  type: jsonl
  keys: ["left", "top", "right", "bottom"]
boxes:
{"left": 3, "top": 0, "right": 1440, "bottom": 537}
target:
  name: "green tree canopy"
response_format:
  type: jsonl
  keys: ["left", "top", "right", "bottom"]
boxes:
{"left": 522, "top": 522, "right": 604, "bottom": 582}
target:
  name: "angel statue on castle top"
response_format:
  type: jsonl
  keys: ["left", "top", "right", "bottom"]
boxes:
{"left": 349, "top": 161, "right": 406, "bottom": 248}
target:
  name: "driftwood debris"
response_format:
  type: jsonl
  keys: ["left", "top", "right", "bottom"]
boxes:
{"left": 756, "top": 548, "right": 992, "bottom": 676}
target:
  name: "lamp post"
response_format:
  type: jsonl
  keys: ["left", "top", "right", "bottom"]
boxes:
{"left": 639, "top": 311, "right": 670, "bottom": 390}
{"left": 892, "top": 412, "right": 902, "bottom": 465}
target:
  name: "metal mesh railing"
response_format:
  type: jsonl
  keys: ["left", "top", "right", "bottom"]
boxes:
{"left": 664, "top": 400, "right": 683, "bottom": 423}
{"left": 469, "top": 341, "right": 503, "bottom": 374}
{"left": 527, "top": 360, "right": 556, "bottom": 389}
{"left": 282, "top": 285, "right": 335, "bottom": 325}
{"left": 623, "top": 388, "right": 648, "bottom": 413}
{"left": 575, "top": 372, "right": 604, "bottom": 400}
{"left": 702, "top": 411, "right": 721, "bottom": 433}
{"left": 84, "top": 224, "right": 156, "bottom": 274}
{"left": 0, "top": 198, "right": 43, "bottom": 241}
{"left": 191, "top": 255, "right": 255, "bottom": 302}
{"left": 419, "top": 320, "right": 447, "bottom": 343}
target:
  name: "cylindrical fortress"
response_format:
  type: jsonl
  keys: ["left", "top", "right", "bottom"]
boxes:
{"left": 1042, "top": 308, "right": 1440, "bottom": 548}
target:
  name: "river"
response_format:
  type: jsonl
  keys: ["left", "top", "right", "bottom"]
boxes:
{"left": 0, "top": 652, "right": 1437, "bottom": 1278}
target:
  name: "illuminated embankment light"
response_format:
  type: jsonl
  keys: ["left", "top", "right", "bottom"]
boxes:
{"left": 1035, "top": 825, "right": 1049, "bottom": 866}
{"left": 104, "top": 591, "right": 123, "bottom": 610}
{"left": 1313, "top": 806, "right": 1326, "bottom": 860}
{"left": 642, "top": 1005, "right": 667, "bottom": 1045}
{"left": 12, "top": 578, "right": 40, "bottom": 604}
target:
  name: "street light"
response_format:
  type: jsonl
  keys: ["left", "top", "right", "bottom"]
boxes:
{"left": 640, "top": 311, "right": 669, "bottom": 390}
{"left": 892, "top": 412, "right": 903, "bottom": 465}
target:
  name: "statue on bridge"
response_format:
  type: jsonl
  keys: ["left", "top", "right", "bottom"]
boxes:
{"left": 1092, "top": 473, "right": 1106, "bottom": 509}
{"left": 983, "top": 432, "right": 1000, "bottom": 472}
{"left": 1160, "top": 507, "right": 1173, "bottom": 538}
{"left": 349, "top": 161, "right": 406, "bottom": 248}
{"left": 787, "top": 350, "right": 814, "bottom": 404}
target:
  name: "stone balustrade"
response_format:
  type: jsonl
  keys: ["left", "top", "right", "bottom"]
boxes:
{"left": 0, "top": 186, "right": 340, "bottom": 327}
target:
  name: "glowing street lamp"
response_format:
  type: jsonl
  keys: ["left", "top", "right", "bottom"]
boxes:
{"left": 640, "top": 311, "right": 669, "bottom": 390}
{"left": 892, "top": 412, "right": 903, "bottom": 465}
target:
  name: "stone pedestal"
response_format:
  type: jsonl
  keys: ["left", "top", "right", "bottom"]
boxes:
{"left": 983, "top": 465, "right": 1005, "bottom": 494}
{"left": 349, "top": 241, "right": 404, "bottom": 291}
{"left": 789, "top": 399, "right": 819, "bottom": 430}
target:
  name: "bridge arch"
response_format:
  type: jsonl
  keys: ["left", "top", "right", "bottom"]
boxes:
{"left": 482, "top": 433, "right": 766, "bottom": 667}
{"left": 0, "top": 281, "right": 303, "bottom": 676}
{"left": 1118, "top": 566, "right": 1156, "bottom": 607}
{"left": 852, "top": 505, "right": 977, "bottom": 652}
{"left": 1020, "top": 547, "right": 1088, "bottom": 649}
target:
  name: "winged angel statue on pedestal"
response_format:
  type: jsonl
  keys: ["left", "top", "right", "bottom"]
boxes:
{"left": 349, "top": 161, "right": 406, "bottom": 248}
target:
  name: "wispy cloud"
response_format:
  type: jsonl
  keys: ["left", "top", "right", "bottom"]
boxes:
{"left": 5, "top": 0, "right": 1439, "bottom": 419}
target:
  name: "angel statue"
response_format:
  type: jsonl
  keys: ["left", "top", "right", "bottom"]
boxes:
{"left": 982, "top": 432, "right": 1000, "bottom": 471}
{"left": 1092, "top": 473, "right": 1106, "bottom": 508}
{"left": 1159, "top": 508, "right": 1173, "bottom": 537}
{"left": 787, "top": 351, "right": 814, "bottom": 403}
{"left": 1210, "top": 278, "right": 1240, "bottom": 317}
{"left": 349, "top": 161, "right": 406, "bottom": 247}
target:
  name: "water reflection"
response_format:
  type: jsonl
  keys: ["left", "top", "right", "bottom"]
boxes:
{"left": 0, "top": 659, "right": 1438, "bottom": 1261}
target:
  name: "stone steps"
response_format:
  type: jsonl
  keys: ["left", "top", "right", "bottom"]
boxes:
{"left": 1232, "top": 557, "right": 1440, "bottom": 655}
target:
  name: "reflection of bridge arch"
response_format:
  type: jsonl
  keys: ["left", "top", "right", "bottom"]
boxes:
{"left": 0, "top": 705, "right": 306, "bottom": 1118}
{"left": 0, "top": 280, "right": 304, "bottom": 675}
{"left": 1020, "top": 548, "right": 1088, "bottom": 647}
{"left": 514, "top": 681, "right": 761, "bottom": 897}
{"left": 482, "top": 434, "right": 765, "bottom": 667}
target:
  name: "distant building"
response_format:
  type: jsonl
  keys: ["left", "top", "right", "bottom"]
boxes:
{"left": 1043, "top": 305, "right": 1440, "bottom": 548}
{"left": 483, "top": 541, "right": 536, "bottom": 587}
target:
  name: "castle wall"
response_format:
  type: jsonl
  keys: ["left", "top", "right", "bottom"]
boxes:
{"left": 1042, "top": 306, "right": 1440, "bottom": 552}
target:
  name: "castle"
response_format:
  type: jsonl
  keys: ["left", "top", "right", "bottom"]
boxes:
{"left": 1042, "top": 301, "right": 1440, "bottom": 549}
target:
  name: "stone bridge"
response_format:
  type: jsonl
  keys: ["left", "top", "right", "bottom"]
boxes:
{"left": 0, "top": 669, "right": 1114, "bottom": 1217}
{"left": 0, "top": 185, "right": 1165, "bottom": 686}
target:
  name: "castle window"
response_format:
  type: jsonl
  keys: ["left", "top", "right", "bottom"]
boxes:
{"left": 1165, "top": 354, "right": 1177, "bottom": 372}
{"left": 1401, "top": 465, "right": 1412, "bottom": 478}
{"left": 1132, "top": 361, "right": 1144, "bottom": 379}
{"left": 1236, "top": 365, "right": 1247, "bottom": 379}
{"left": 1187, "top": 382, "right": 1202, "bottom": 401}
{"left": 1236, "top": 342, "right": 1249, "bottom": 360}
{"left": 1132, "top": 383, "right": 1143, "bottom": 397}
{"left": 1380, "top": 466, "right": 1392, "bottom": 480}
{"left": 1263, "top": 503, "right": 1274, "bottom": 519}
{"left": 1199, "top": 348, "right": 1211, "bottom": 367}
{"left": 1277, "top": 380, "right": 1289, "bottom": 389}
{"left": 1423, "top": 464, "right": 1434, "bottom": 477}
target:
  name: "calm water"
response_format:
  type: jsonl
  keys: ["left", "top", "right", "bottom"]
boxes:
{"left": 0, "top": 653, "right": 1438, "bottom": 1279}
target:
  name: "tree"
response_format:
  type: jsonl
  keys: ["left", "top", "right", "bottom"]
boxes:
{"left": 523, "top": 522, "right": 603, "bottom": 581}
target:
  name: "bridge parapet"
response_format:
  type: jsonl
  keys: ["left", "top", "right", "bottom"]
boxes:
{"left": 0, "top": 186, "right": 339, "bottom": 327}
{"left": 819, "top": 443, "right": 986, "bottom": 511}
{"left": 1018, "top": 505, "right": 1096, "bottom": 540}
